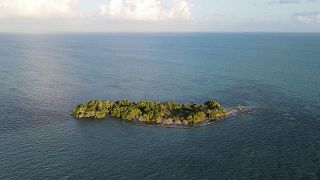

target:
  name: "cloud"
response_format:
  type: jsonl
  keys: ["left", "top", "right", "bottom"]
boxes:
{"left": 98, "top": 0, "right": 191, "bottom": 22}
{"left": 272, "top": 0, "right": 300, "bottom": 4}
{"left": 293, "top": 12, "right": 320, "bottom": 23}
{"left": 267, "top": 0, "right": 318, "bottom": 4}
{"left": 0, "top": 0, "right": 78, "bottom": 18}
{"left": 249, "top": 17, "right": 277, "bottom": 24}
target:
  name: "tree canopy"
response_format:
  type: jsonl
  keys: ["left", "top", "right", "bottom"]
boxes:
{"left": 72, "top": 99, "right": 228, "bottom": 126}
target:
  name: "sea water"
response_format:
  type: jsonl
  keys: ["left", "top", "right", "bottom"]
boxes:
{"left": 0, "top": 33, "right": 320, "bottom": 179}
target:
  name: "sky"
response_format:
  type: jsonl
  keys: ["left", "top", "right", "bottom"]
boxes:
{"left": 0, "top": 0, "right": 319, "bottom": 33}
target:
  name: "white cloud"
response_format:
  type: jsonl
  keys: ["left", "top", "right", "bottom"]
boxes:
{"left": 295, "top": 15, "right": 312, "bottom": 23}
{"left": 250, "top": 17, "right": 275, "bottom": 24}
{"left": 0, "top": 0, "right": 78, "bottom": 18}
{"left": 98, "top": 0, "right": 191, "bottom": 21}
{"left": 294, "top": 12, "right": 320, "bottom": 23}
{"left": 268, "top": 0, "right": 319, "bottom": 4}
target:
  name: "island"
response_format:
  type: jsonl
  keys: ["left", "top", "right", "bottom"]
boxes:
{"left": 71, "top": 99, "right": 243, "bottom": 127}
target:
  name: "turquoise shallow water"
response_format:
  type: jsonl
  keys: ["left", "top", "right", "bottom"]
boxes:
{"left": 0, "top": 33, "right": 320, "bottom": 179}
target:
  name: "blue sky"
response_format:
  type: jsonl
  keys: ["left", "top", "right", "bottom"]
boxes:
{"left": 0, "top": 0, "right": 319, "bottom": 32}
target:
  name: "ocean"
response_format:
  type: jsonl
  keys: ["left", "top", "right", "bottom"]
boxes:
{"left": 0, "top": 33, "right": 320, "bottom": 179}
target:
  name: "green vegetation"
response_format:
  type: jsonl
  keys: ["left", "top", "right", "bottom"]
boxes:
{"left": 71, "top": 99, "right": 229, "bottom": 126}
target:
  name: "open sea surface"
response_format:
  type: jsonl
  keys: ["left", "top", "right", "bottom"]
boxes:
{"left": 0, "top": 33, "right": 320, "bottom": 179}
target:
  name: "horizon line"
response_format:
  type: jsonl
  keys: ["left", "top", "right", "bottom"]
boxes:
{"left": 1, "top": 31, "right": 320, "bottom": 35}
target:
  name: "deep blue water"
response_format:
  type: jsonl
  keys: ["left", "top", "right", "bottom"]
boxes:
{"left": 0, "top": 33, "right": 320, "bottom": 179}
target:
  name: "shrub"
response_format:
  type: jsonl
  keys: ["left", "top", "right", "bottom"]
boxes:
{"left": 205, "top": 100, "right": 221, "bottom": 110}
{"left": 187, "top": 111, "right": 206, "bottom": 124}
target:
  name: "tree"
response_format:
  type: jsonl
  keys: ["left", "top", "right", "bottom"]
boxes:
{"left": 187, "top": 111, "right": 206, "bottom": 124}
{"left": 120, "top": 107, "right": 142, "bottom": 120}
{"left": 205, "top": 100, "right": 221, "bottom": 110}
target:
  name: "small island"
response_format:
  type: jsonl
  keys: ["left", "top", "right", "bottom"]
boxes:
{"left": 71, "top": 99, "right": 240, "bottom": 126}
{"left": 71, "top": 99, "right": 238, "bottom": 127}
